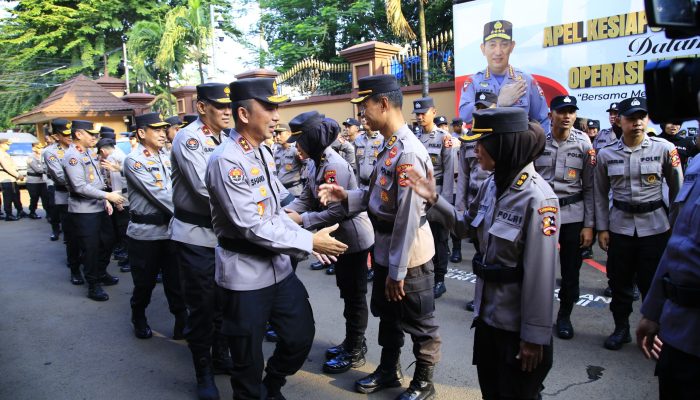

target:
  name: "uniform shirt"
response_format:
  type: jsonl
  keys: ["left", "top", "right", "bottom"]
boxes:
{"left": 107, "top": 148, "right": 129, "bottom": 207}
{"left": 455, "top": 137, "right": 492, "bottom": 212}
{"left": 43, "top": 143, "right": 70, "bottom": 205}
{"left": 205, "top": 129, "right": 312, "bottom": 291}
{"left": 458, "top": 65, "right": 550, "bottom": 131}
{"left": 331, "top": 139, "right": 356, "bottom": 167}
{"left": 124, "top": 144, "right": 174, "bottom": 241}
{"left": 26, "top": 155, "right": 46, "bottom": 184}
{"left": 354, "top": 132, "right": 384, "bottom": 188}
{"left": 594, "top": 135, "right": 684, "bottom": 236}
{"left": 273, "top": 143, "right": 303, "bottom": 196}
{"left": 640, "top": 157, "right": 700, "bottom": 358}
{"left": 534, "top": 128, "right": 595, "bottom": 226}
{"left": 430, "top": 162, "right": 559, "bottom": 345}
{"left": 658, "top": 133, "right": 699, "bottom": 172}
{"left": 170, "top": 118, "right": 221, "bottom": 248}
{"left": 62, "top": 143, "right": 108, "bottom": 214}
{"left": 346, "top": 125, "right": 435, "bottom": 281}
{"left": 287, "top": 148, "right": 374, "bottom": 254}
{"left": 592, "top": 127, "right": 619, "bottom": 152}
{"left": 417, "top": 125, "right": 455, "bottom": 200}
{"left": 0, "top": 150, "right": 19, "bottom": 183}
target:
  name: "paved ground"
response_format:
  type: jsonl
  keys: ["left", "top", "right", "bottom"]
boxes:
{"left": 0, "top": 209, "right": 659, "bottom": 400}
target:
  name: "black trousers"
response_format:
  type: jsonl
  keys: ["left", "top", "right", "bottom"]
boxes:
{"left": 111, "top": 206, "right": 130, "bottom": 252}
{"left": 26, "top": 182, "right": 49, "bottom": 215}
{"left": 371, "top": 263, "right": 441, "bottom": 365}
{"left": 557, "top": 222, "right": 584, "bottom": 311}
{"left": 128, "top": 238, "right": 186, "bottom": 316}
{"left": 221, "top": 273, "right": 315, "bottom": 400}
{"left": 71, "top": 211, "right": 114, "bottom": 284}
{"left": 176, "top": 242, "right": 223, "bottom": 354}
{"left": 57, "top": 204, "right": 80, "bottom": 269}
{"left": 1, "top": 182, "right": 23, "bottom": 215}
{"left": 429, "top": 220, "right": 450, "bottom": 283}
{"left": 334, "top": 249, "right": 370, "bottom": 340}
{"left": 46, "top": 185, "right": 60, "bottom": 233}
{"left": 607, "top": 231, "right": 669, "bottom": 324}
{"left": 473, "top": 319, "right": 553, "bottom": 400}
{"left": 656, "top": 343, "right": 700, "bottom": 400}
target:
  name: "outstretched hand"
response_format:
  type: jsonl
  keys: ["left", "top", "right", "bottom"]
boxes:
{"left": 405, "top": 168, "right": 438, "bottom": 205}
{"left": 318, "top": 184, "right": 348, "bottom": 206}
{"left": 312, "top": 223, "right": 348, "bottom": 257}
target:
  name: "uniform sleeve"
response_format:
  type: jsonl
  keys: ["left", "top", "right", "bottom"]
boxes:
{"left": 458, "top": 77, "right": 477, "bottom": 123}
{"left": 582, "top": 141, "right": 596, "bottom": 228}
{"left": 43, "top": 150, "right": 66, "bottom": 185}
{"left": 172, "top": 133, "right": 210, "bottom": 201}
{"left": 27, "top": 158, "right": 43, "bottom": 174}
{"left": 302, "top": 162, "right": 352, "bottom": 230}
{"left": 0, "top": 153, "right": 19, "bottom": 178}
{"left": 528, "top": 75, "right": 551, "bottom": 132}
{"left": 440, "top": 134, "right": 454, "bottom": 200}
{"left": 640, "top": 250, "right": 671, "bottom": 323}
{"left": 286, "top": 162, "right": 316, "bottom": 214}
{"left": 342, "top": 142, "right": 356, "bottom": 166}
{"left": 63, "top": 156, "right": 107, "bottom": 200}
{"left": 520, "top": 196, "right": 559, "bottom": 345}
{"left": 663, "top": 144, "right": 684, "bottom": 209}
{"left": 124, "top": 156, "right": 174, "bottom": 215}
{"left": 593, "top": 151, "right": 611, "bottom": 231}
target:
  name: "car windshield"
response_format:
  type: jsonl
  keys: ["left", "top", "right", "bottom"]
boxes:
{"left": 8, "top": 143, "right": 32, "bottom": 156}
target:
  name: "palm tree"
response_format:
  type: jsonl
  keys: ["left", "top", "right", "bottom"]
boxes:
{"left": 385, "top": 0, "right": 429, "bottom": 97}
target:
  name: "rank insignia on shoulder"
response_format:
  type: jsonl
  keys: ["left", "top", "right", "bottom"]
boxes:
{"left": 228, "top": 167, "right": 244, "bottom": 184}
{"left": 69, "top": 158, "right": 78, "bottom": 166}
{"left": 462, "top": 79, "right": 471, "bottom": 90}
{"left": 515, "top": 173, "right": 528, "bottom": 188}
{"left": 542, "top": 215, "right": 557, "bottom": 236}
{"left": 133, "top": 161, "right": 142, "bottom": 170}
{"left": 206, "top": 138, "right": 215, "bottom": 146}
{"left": 185, "top": 138, "right": 200, "bottom": 150}
{"left": 143, "top": 149, "right": 151, "bottom": 157}
{"left": 669, "top": 148, "right": 681, "bottom": 167}
{"left": 397, "top": 164, "right": 413, "bottom": 187}
{"left": 387, "top": 135, "right": 397, "bottom": 148}
{"left": 238, "top": 137, "right": 251, "bottom": 152}
{"left": 324, "top": 170, "right": 337, "bottom": 184}
{"left": 538, "top": 206, "right": 558, "bottom": 215}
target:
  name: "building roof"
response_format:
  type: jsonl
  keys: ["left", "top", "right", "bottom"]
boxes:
{"left": 12, "top": 74, "right": 138, "bottom": 124}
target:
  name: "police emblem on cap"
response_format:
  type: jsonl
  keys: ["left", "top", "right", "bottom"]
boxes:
{"left": 224, "top": 86, "right": 230, "bottom": 95}
{"left": 611, "top": 103, "right": 617, "bottom": 108}
{"left": 66, "top": 122, "right": 72, "bottom": 129}
{"left": 494, "top": 21, "right": 502, "bottom": 29}
{"left": 415, "top": 102, "right": 421, "bottom": 109}
{"left": 631, "top": 99, "right": 640, "bottom": 106}
{"left": 479, "top": 93, "right": 486, "bottom": 100}
{"left": 563, "top": 97, "right": 571, "bottom": 103}
{"left": 272, "top": 81, "right": 277, "bottom": 93}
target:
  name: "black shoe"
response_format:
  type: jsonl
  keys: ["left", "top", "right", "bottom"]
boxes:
{"left": 323, "top": 350, "right": 366, "bottom": 374}
{"left": 433, "top": 281, "right": 446, "bottom": 299}
{"left": 18, "top": 211, "right": 28, "bottom": 218}
{"left": 70, "top": 272, "right": 85, "bottom": 285}
{"left": 326, "top": 264, "right": 336, "bottom": 275}
{"left": 266, "top": 394, "right": 286, "bottom": 400}
{"left": 212, "top": 335, "right": 233, "bottom": 375}
{"left": 265, "top": 328, "right": 279, "bottom": 342}
{"left": 5, "top": 215, "right": 18, "bottom": 221}
{"left": 100, "top": 273, "right": 119, "bottom": 286}
{"left": 633, "top": 286, "right": 641, "bottom": 301}
{"left": 396, "top": 364, "right": 436, "bottom": 400}
{"left": 155, "top": 273, "right": 162, "bottom": 283}
{"left": 310, "top": 261, "right": 326, "bottom": 271}
{"left": 449, "top": 249, "right": 462, "bottom": 263}
{"left": 604, "top": 326, "right": 631, "bottom": 350}
{"left": 132, "top": 316, "right": 153, "bottom": 339}
{"left": 28, "top": 213, "right": 41, "bottom": 219}
{"left": 173, "top": 312, "right": 187, "bottom": 340}
{"left": 465, "top": 300, "right": 475, "bottom": 312}
{"left": 367, "top": 269, "right": 375, "bottom": 282}
{"left": 87, "top": 284, "right": 109, "bottom": 301}
{"left": 326, "top": 338, "right": 368, "bottom": 360}
{"left": 556, "top": 315, "right": 574, "bottom": 340}
{"left": 193, "top": 355, "right": 220, "bottom": 400}
{"left": 603, "top": 286, "right": 612, "bottom": 297}
{"left": 581, "top": 248, "right": 594, "bottom": 259}
{"left": 50, "top": 233, "right": 59, "bottom": 241}
{"left": 119, "top": 264, "right": 131, "bottom": 273}
{"left": 355, "top": 365, "right": 404, "bottom": 394}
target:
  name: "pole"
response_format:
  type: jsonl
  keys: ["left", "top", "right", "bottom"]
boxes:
{"left": 418, "top": 0, "right": 429, "bottom": 97}
{"left": 209, "top": 4, "right": 216, "bottom": 81}
{"left": 122, "top": 42, "right": 130, "bottom": 94}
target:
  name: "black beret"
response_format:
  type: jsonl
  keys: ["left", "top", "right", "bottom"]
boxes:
{"left": 463, "top": 107, "right": 529, "bottom": 142}
{"left": 433, "top": 115, "right": 448, "bottom": 125}
{"left": 165, "top": 116, "right": 182, "bottom": 126}
{"left": 484, "top": 20, "right": 512, "bottom": 42}
{"left": 452, "top": 118, "right": 463, "bottom": 125}
{"left": 412, "top": 97, "right": 435, "bottom": 113}
{"left": 51, "top": 118, "right": 71, "bottom": 136}
{"left": 617, "top": 97, "right": 648, "bottom": 116}
{"left": 135, "top": 112, "right": 169, "bottom": 129}
{"left": 197, "top": 83, "right": 231, "bottom": 104}
{"left": 587, "top": 119, "right": 600, "bottom": 129}
{"left": 287, "top": 111, "right": 325, "bottom": 143}
{"left": 343, "top": 118, "right": 360, "bottom": 127}
{"left": 606, "top": 102, "right": 619, "bottom": 112}
{"left": 71, "top": 120, "right": 99, "bottom": 134}
{"left": 350, "top": 74, "right": 401, "bottom": 104}
{"left": 229, "top": 78, "right": 289, "bottom": 105}
{"left": 474, "top": 91, "right": 498, "bottom": 108}
{"left": 550, "top": 95, "right": 579, "bottom": 111}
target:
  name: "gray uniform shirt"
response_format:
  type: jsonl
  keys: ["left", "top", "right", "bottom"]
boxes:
{"left": 455, "top": 138, "right": 492, "bottom": 212}
{"left": 43, "top": 143, "right": 70, "bottom": 205}
{"left": 125, "top": 144, "right": 173, "bottom": 241}
{"left": 170, "top": 118, "right": 220, "bottom": 248}
{"left": 108, "top": 148, "right": 129, "bottom": 207}
{"left": 331, "top": 139, "right": 356, "bottom": 167}
{"left": 62, "top": 144, "right": 108, "bottom": 213}
{"left": 273, "top": 143, "right": 303, "bottom": 196}
{"left": 26, "top": 155, "right": 46, "bottom": 184}
{"left": 346, "top": 125, "right": 435, "bottom": 281}
{"left": 206, "top": 129, "right": 313, "bottom": 291}
{"left": 417, "top": 126, "right": 454, "bottom": 200}
{"left": 0, "top": 150, "right": 19, "bottom": 183}
{"left": 534, "top": 128, "right": 595, "bottom": 226}
{"left": 430, "top": 163, "right": 559, "bottom": 345}
{"left": 593, "top": 127, "right": 618, "bottom": 152}
{"left": 594, "top": 135, "right": 684, "bottom": 236}
{"left": 354, "top": 132, "right": 384, "bottom": 188}
{"left": 287, "top": 148, "right": 374, "bottom": 254}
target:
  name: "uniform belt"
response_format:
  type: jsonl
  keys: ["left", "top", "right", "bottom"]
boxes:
{"left": 283, "top": 180, "right": 302, "bottom": 189}
{"left": 368, "top": 212, "right": 426, "bottom": 234}
{"left": 559, "top": 193, "right": 583, "bottom": 207}
{"left": 174, "top": 207, "right": 213, "bottom": 229}
{"left": 218, "top": 236, "right": 276, "bottom": 257}
{"left": 69, "top": 192, "right": 90, "bottom": 200}
{"left": 130, "top": 211, "right": 171, "bottom": 226}
{"left": 663, "top": 275, "right": 700, "bottom": 308}
{"left": 121, "top": 188, "right": 128, "bottom": 194}
{"left": 55, "top": 185, "right": 68, "bottom": 192}
{"left": 612, "top": 199, "right": 665, "bottom": 214}
{"left": 27, "top": 172, "right": 43, "bottom": 177}
{"left": 359, "top": 177, "right": 370, "bottom": 186}
{"left": 472, "top": 253, "right": 523, "bottom": 283}
{"left": 435, "top": 177, "right": 444, "bottom": 186}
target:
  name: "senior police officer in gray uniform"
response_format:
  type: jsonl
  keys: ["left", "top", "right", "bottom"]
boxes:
{"left": 272, "top": 123, "right": 304, "bottom": 197}
{"left": 354, "top": 119, "right": 384, "bottom": 189}
{"left": 534, "top": 95, "right": 595, "bottom": 340}
{"left": 594, "top": 97, "right": 684, "bottom": 350}
{"left": 319, "top": 74, "right": 442, "bottom": 400}
{"left": 411, "top": 107, "right": 559, "bottom": 400}
{"left": 62, "top": 120, "right": 125, "bottom": 301}
{"left": 44, "top": 119, "right": 82, "bottom": 282}
{"left": 458, "top": 20, "right": 550, "bottom": 132}
{"left": 414, "top": 96, "right": 454, "bottom": 299}
{"left": 205, "top": 77, "right": 347, "bottom": 400}
{"left": 124, "top": 112, "right": 187, "bottom": 340}
{"left": 170, "top": 82, "right": 233, "bottom": 400}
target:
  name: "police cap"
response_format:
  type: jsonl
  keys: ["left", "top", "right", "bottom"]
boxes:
{"left": 350, "top": 74, "right": 401, "bottom": 104}
{"left": 587, "top": 119, "right": 600, "bottom": 129}
{"left": 433, "top": 115, "right": 448, "bottom": 125}
{"left": 99, "top": 126, "right": 116, "bottom": 140}
{"left": 452, "top": 118, "right": 463, "bottom": 125}
{"left": 343, "top": 118, "right": 360, "bottom": 127}
{"left": 182, "top": 114, "right": 198, "bottom": 128}
{"left": 287, "top": 111, "right": 324, "bottom": 143}
{"left": 229, "top": 78, "right": 289, "bottom": 105}
{"left": 606, "top": 102, "right": 619, "bottom": 113}
{"left": 550, "top": 95, "right": 579, "bottom": 111}
{"left": 71, "top": 120, "right": 99, "bottom": 135}
{"left": 617, "top": 97, "right": 648, "bottom": 116}
{"left": 165, "top": 116, "right": 183, "bottom": 127}
{"left": 484, "top": 20, "right": 513, "bottom": 42}
{"left": 96, "top": 138, "right": 116, "bottom": 150}
{"left": 412, "top": 97, "right": 435, "bottom": 114}
{"left": 135, "top": 112, "right": 169, "bottom": 129}
{"left": 51, "top": 118, "right": 71, "bottom": 136}
{"left": 197, "top": 82, "right": 232, "bottom": 104}
{"left": 475, "top": 91, "right": 498, "bottom": 108}
{"left": 274, "top": 123, "right": 290, "bottom": 133}
{"left": 462, "top": 107, "right": 529, "bottom": 142}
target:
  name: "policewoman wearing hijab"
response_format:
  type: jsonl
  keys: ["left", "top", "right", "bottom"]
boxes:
{"left": 284, "top": 111, "right": 375, "bottom": 375}
{"left": 406, "top": 107, "right": 560, "bottom": 400}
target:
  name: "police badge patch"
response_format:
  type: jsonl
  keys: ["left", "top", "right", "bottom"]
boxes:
{"left": 228, "top": 167, "right": 244, "bottom": 184}
{"left": 185, "top": 138, "right": 200, "bottom": 150}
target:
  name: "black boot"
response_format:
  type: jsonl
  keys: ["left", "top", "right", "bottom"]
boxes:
{"left": 173, "top": 311, "right": 187, "bottom": 340}
{"left": 212, "top": 334, "right": 233, "bottom": 375}
{"left": 355, "top": 348, "right": 403, "bottom": 394}
{"left": 323, "top": 337, "right": 366, "bottom": 374}
{"left": 325, "top": 337, "right": 368, "bottom": 360}
{"left": 449, "top": 248, "right": 462, "bottom": 263}
{"left": 396, "top": 363, "right": 436, "bottom": 400}
{"left": 70, "top": 268, "right": 85, "bottom": 285}
{"left": 87, "top": 283, "right": 108, "bottom": 301}
{"left": 132, "top": 308, "right": 152, "bottom": 339}
{"left": 263, "top": 373, "right": 287, "bottom": 400}
{"left": 100, "top": 273, "right": 119, "bottom": 286}
{"left": 193, "top": 353, "right": 220, "bottom": 400}
{"left": 556, "top": 304, "right": 574, "bottom": 340}
{"left": 433, "top": 281, "right": 446, "bottom": 299}
{"left": 604, "top": 323, "right": 631, "bottom": 350}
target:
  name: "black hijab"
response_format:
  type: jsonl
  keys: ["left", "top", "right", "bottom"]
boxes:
{"left": 292, "top": 114, "right": 340, "bottom": 166}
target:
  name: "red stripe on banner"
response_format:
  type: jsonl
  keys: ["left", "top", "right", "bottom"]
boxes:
{"left": 583, "top": 258, "right": 607, "bottom": 274}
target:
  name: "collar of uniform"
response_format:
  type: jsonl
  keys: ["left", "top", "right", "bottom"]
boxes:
{"left": 229, "top": 129, "right": 254, "bottom": 154}
{"left": 484, "top": 64, "right": 514, "bottom": 80}
{"left": 619, "top": 135, "right": 650, "bottom": 152}
{"left": 74, "top": 144, "right": 85, "bottom": 154}
{"left": 510, "top": 163, "right": 536, "bottom": 192}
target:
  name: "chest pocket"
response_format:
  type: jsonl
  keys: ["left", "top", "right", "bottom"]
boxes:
{"left": 488, "top": 220, "right": 521, "bottom": 243}
{"left": 607, "top": 164, "right": 625, "bottom": 177}
{"left": 563, "top": 156, "right": 583, "bottom": 181}
{"left": 375, "top": 172, "right": 395, "bottom": 211}
{"left": 251, "top": 183, "right": 272, "bottom": 217}
{"left": 640, "top": 163, "right": 662, "bottom": 187}
{"left": 356, "top": 147, "right": 365, "bottom": 157}
{"left": 428, "top": 150, "right": 441, "bottom": 167}
{"left": 534, "top": 155, "right": 554, "bottom": 167}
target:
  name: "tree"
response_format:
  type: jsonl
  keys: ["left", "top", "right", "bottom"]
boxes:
{"left": 386, "top": 0, "right": 429, "bottom": 96}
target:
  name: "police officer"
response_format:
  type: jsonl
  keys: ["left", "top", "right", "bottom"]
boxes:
{"left": 593, "top": 102, "right": 621, "bottom": 152}
{"left": 594, "top": 97, "right": 684, "bottom": 350}
{"left": 124, "top": 112, "right": 187, "bottom": 340}
{"left": 205, "top": 77, "right": 347, "bottom": 400}
{"left": 586, "top": 119, "right": 600, "bottom": 142}
{"left": 272, "top": 123, "right": 304, "bottom": 197}
{"left": 165, "top": 115, "right": 183, "bottom": 147}
{"left": 354, "top": 117, "right": 384, "bottom": 189}
{"left": 459, "top": 20, "right": 550, "bottom": 131}
{"left": 451, "top": 118, "right": 464, "bottom": 138}
{"left": 319, "top": 74, "right": 442, "bottom": 400}
{"left": 413, "top": 96, "right": 454, "bottom": 299}
{"left": 26, "top": 142, "right": 49, "bottom": 219}
{"left": 170, "top": 82, "right": 232, "bottom": 399}
{"left": 331, "top": 127, "right": 356, "bottom": 166}
{"left": 284, "top": 111, "right": 375, "bottom": 375}
{"left": 62, "top": 120, "right": 125, "bottom": 301}
{"left": 534, "top": 95, "right": 595, "bottom": 340}
{"left": 0, "top": 138, "right": 25, "bottom": 220}
{"left": 98, "top": 130, "right": 130, "bottom": 269}
{"left": 409, "top": 107, "right": 558, "bottom": 400}
{"left": 433, "top": 115, "right": 449, "bottom": 131}
{"left": 658, "top": 121, "right": 699, "bottom": 172}
{"left": 637, "top": 156, "right": 700, "bottom": 399}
